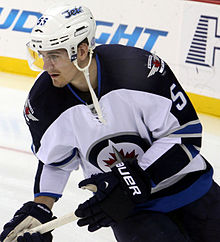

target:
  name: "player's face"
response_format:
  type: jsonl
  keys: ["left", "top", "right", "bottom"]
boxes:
{"left": 40, "top": 49, "right": 77, "bottom": 88}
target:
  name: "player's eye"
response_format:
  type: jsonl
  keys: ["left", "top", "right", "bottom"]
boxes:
{"left": 50, "top": 55, "right": 61, "bottom": 62}
{"left": 50, "top": 55, "right": 58, "bottom": 60}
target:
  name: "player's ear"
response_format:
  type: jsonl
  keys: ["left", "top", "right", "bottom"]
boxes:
{"left": 77, "top": 43, "right": 89, "bottom": 61}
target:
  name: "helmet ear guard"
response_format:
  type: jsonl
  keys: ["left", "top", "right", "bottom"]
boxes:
{"left": 26, "top": 4, "right": 96, "bottom": 71}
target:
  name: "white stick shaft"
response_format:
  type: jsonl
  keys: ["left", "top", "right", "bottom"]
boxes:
{"left": 28, "top": 212, "right": 78, "bottom": 234}
{"left": 26, "top": 184, "right": 97, "bottom": 235}
{"left": 5, "top": 184, "right": 96, "bottom": 241}
{"left": 4, "top": 213, "right": 78, "bottom": 242}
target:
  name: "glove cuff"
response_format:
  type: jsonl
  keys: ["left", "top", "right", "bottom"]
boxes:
{"left": 15, "top": 201, "right": 53, "bottom": 224}
{"left": 111, "top": 159, "right": 151, "bottom": 204}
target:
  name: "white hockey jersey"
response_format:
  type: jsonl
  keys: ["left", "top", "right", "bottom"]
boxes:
{"left": 24, "top": 44, "right": 213, "bottom": 212}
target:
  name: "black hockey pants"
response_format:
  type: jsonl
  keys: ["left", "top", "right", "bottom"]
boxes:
{"left": 112, "top": 181, "right": 220, "bottom": 242}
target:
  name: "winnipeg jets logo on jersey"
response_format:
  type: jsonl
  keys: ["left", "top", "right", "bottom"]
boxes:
{"left": 95, "top": 140, "right": 142, "bottom": 172}
{"left": 103, "top": 144, "right": 138, "bottom": 168}
{"left": 24, "top": 98, "right": 39, "bottom": 123}
{"left": 86, "top": 133, "right": 151, "bottom": 172}
{"left": 147, "top": 54, "right": 165, "bottom": 78}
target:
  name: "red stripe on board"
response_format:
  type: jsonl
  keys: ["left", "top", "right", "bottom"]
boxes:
{"left": 188, "top": 0, "right": 220, "bottom": 4}
{"left": 0, "top": 145, "right": 32, "bottom": 155}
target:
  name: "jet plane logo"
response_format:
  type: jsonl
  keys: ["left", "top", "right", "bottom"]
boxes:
{"left": 24, "top": 98, "right": 39, "bottom": 123}
{"left": 185, "top": 15, "right": 220, "bottom": 67}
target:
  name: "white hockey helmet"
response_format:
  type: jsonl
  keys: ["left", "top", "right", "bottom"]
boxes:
{"left": 26, "top": 4, "right": 96, "bottom": 71}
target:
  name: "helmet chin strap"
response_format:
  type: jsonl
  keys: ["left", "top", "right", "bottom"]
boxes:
{"left": 73, "top": 50, "right": 106, "bottom": 124}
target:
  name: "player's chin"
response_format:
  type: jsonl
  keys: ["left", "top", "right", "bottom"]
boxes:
{"left": 52, "top": 78, "right": 66, "bottom": 88}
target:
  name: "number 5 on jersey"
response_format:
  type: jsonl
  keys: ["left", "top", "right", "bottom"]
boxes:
{"left": 170, "top": 83, "right": 187, "bottom": 111}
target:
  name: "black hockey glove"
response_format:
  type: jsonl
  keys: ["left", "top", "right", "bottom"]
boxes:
{"left": 17, "top": 232, "right": 51, "bottom": 242}
{"left": 0, "top": 201, "right": 55, "bottom": 242}
{"left": 75, "top": 158, "right": 151, "bottom": 232}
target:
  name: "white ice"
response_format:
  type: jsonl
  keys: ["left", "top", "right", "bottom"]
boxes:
{"left": 0, "top": 73, "right": 219, "bottom": 242}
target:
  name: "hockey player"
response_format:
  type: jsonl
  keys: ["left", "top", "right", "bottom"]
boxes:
{"left": 1, "top": 3, "right": 220, "bottom": 242}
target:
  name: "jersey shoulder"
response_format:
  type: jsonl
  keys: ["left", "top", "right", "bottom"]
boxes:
{"left": 96, "top": 45, "right": 198, "bottom": 125}
{"left": 24, "top": 71, "right": 52, "bottom": 123}
{"left": 25, "top": 71, "right": 73, "bottom": 117}
{"left": 24, "top": 71, "right": 75, "bottom": 151}
{"left": 95, "top": 44, "right": 149, "bottom": 60}
{"left": 95, "top": 44, "right": 170, "bottom": 95}
{"left": 29, "top": 71, "right": 53, "bottom": 101}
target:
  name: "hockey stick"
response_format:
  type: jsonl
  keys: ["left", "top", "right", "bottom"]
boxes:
{"left": 4, "top": 212, "right": 79, "bottom": 242}
{"left": 26, "top": 211, "right": 78, "bottom": 234}
{"left": 4, "top": 184, "right": 97, "bottom": 242}
{"left": 26, "top": 184, "right": 97, "bottom": 235}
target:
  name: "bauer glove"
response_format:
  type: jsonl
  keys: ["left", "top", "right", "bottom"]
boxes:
{"left": 0, "top": 201, "right": 55, "bottom": 242}
{"left": 75, "top": 154, "right": 151, "bottom": 232}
